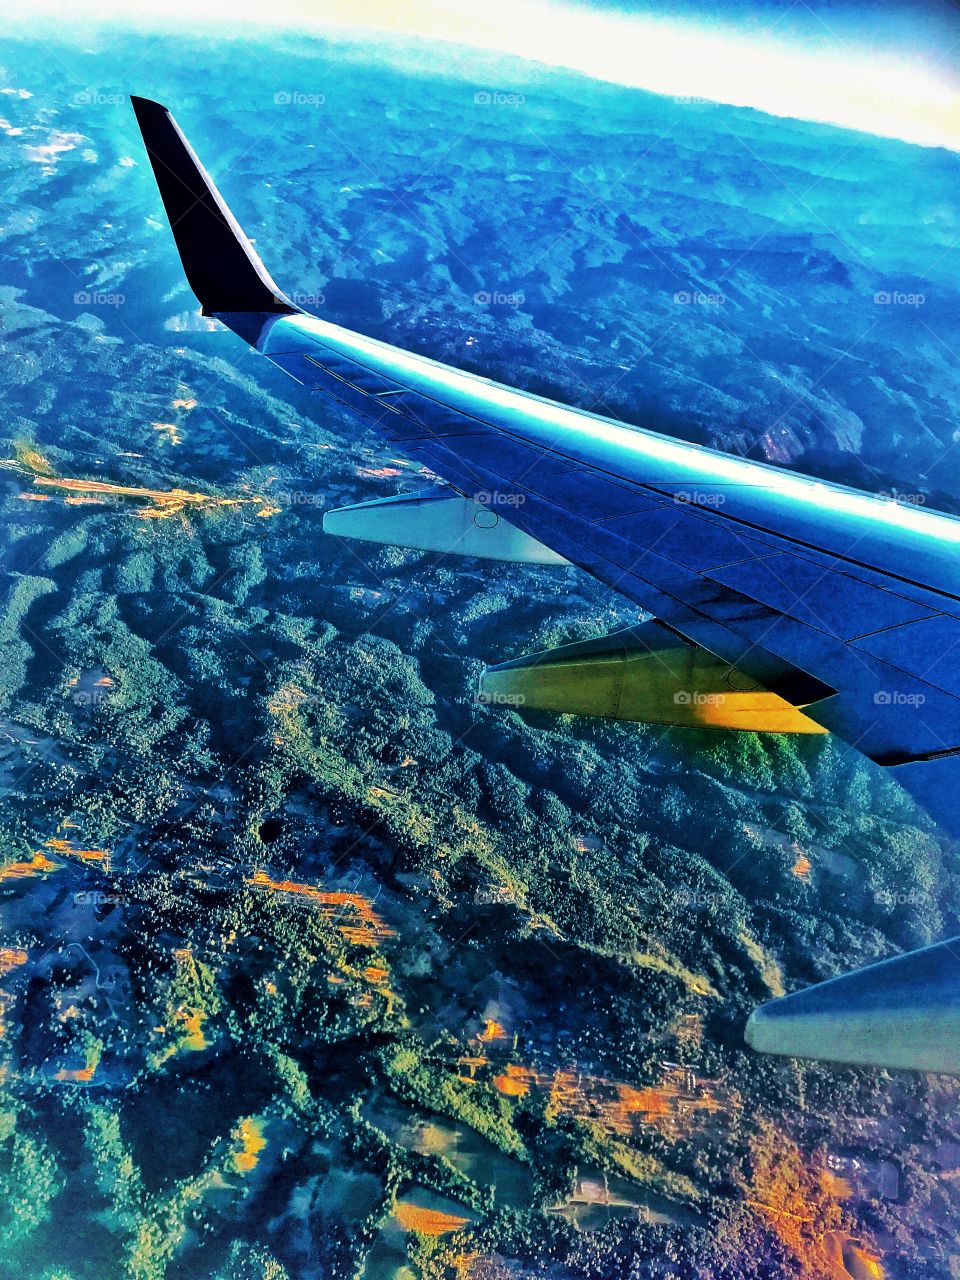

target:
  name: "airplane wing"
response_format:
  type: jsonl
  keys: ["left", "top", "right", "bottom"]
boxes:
{"left": 132, "top": 96, "right": 960, "bottom": 1073}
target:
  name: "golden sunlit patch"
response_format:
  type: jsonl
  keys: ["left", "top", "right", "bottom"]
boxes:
{"left": 152, "top": 421, "right": 183, "bottom": 446}
{"left": 617, "top": 1083, "right": 671, "bottom": 1117}
{"left": 14, "top": 441, "right": 54, "bottom": 475}
{"left": 145, "top": 948, "right": 218, "bottom": 1069}
{"left": 0, "top": 851, "right": 60, "bottom": 880}
{"left": 247, "top": 870, "right": 394, "bottom": 947}
{"left": 487, "top": 1057, "right": 726, "bottom": 1139}
{"left": 55, "top": 1040, "right": 100, "bottom": 1084}
{"left": 0, "top": 948, "right": 27, "bottom": 975}
{"left": 394, "top": 1200, "right": 471, "bottom": 1236}
{"left": 846, "top": 1245, "right": 885, "bottom": 1280}
{"left": 493, "top": 1063, "right": 531, "bottom": 1097}
{"left": 31, "top": 474, "right": 275, "bottom": 519}
{"left": 737, "top": 932, "right": 785, "bottom": 998}
{"left": 45, "top": 837, "right": 111, "bottom": 871}
{"left": 7, "top": 446, "right": 279, "bottom": 520}
{"left": 229, "top": 1116, "right": 268, "bottom": 1174}
{"left": 743, "top": 1120, "right": 879, "bottom": 1275}
{"left": 820, "top": 1169, "right": 854, "bottom": 1200}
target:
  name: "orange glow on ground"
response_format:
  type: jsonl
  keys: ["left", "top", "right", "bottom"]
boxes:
{"left": 847, "top": 1246, "right": 885, "bottom": 1279}
{"left": 8, "top": 453, "right": 279, "bottom": 521}
{"left": 45, "top": 837, "right": 111, "bottom": 871}
{"left": 488, "top": 1058, "right": 725, "bottom": 1138}
{"left": 174, "top": 1006, "right": 209, "bottom": 1051}
{"left": 820, "top": 1169, "right": 854, "bottom": 1200}
{"left": 247, "top": 870, "right": 394, "bottom": 947}
{"left": 230, "top": 1116, "right": 268, "bottom": 1173}
{"left": 617, "top": 1083, "right": 671, "bottom": 1117}
{"left": 493, "top": 1063, "right": 533, "bottom": 1096}
{"left": 55, "top": 1041, "right": 100, "bottom": 1083}
{"left": 32, "top": 474, "right": 275, "bottom": 519}
{"left": 394, "top": 1200, "right": 471, "bottom": 1236}
{"left": 0, "top": 948, "right": 27, "bottom": 980}
{"left": 0, "top": 851, "right": 60, "bottom": 880}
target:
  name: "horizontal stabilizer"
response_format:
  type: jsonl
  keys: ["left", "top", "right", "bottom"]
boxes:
{"left": 745, "top": 937, "right": 960, "bottom": 1074}
{"left": 478, "top": 622, "right": 828, "bottom": 732}
{"left": 323, "top": 486, "right": 568, "bottom": 564}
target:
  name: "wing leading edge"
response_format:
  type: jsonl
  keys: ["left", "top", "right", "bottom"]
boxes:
{"left": 132, "top": 97, "right": 960, "bottom": 1074}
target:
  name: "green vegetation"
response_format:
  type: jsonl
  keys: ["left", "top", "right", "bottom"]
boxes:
{"left": 0, "top": 286, "right": 957, "bottom": 1280}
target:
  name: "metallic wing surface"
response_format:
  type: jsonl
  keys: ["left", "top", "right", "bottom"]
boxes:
{"left": 131, "top": 96, "right": 960, "bottom": 1073}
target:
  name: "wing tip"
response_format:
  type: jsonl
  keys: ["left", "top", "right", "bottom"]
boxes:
{"left": 131, "top": 94, "right": 298, "bottom": 321}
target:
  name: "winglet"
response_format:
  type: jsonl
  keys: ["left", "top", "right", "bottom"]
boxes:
{"left": 131, "top": 96, "right": 298, "bottom": 319}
